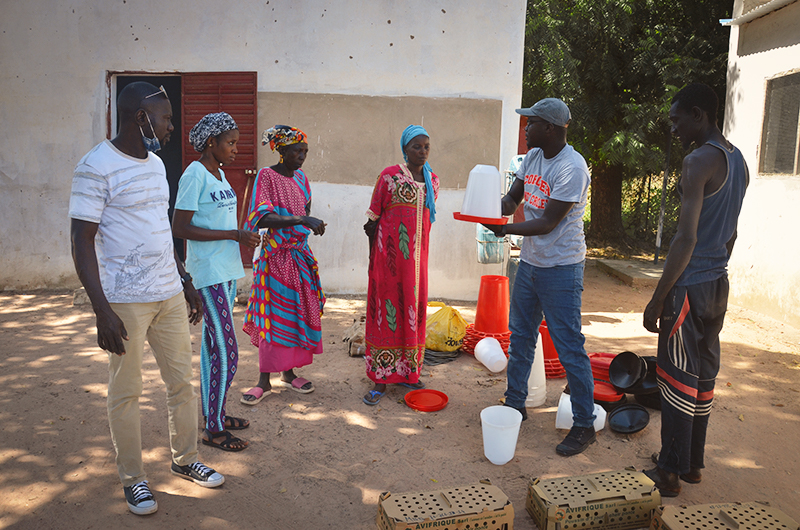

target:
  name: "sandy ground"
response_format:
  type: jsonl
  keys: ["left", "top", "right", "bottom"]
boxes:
{"left": 1, "top": 259, "right": 799, "bottom": 529}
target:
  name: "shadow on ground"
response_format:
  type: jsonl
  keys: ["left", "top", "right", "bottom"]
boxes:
{"left": 1, "top": 262, "right": 798, "bottom": 528}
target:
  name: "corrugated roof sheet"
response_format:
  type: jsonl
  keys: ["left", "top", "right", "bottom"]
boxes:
{"left": 720, "top": 0, "right": 798, "bottom": 25}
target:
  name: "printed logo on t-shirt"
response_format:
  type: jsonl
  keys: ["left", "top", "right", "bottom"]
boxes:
{"left": 212, "top": 187, "right": 237, "bottom": 211}
{"left": 524, "top": 173, "right": 550, "bottom": 209}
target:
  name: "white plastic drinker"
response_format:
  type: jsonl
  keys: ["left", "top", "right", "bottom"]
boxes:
{"left": 555, "top": 392, "right": 606, "bottom": 431}
{"left": 525, "top": 336, "right": 547, "bottom": 407}
{"left": 460, "top": 164, "right": 503, "bottom": 219}
{"left": 474, "top": 337, "right": 507, "bottom": 373}
{"left": 480, "top": 405, "right": 523, "bottom": 465}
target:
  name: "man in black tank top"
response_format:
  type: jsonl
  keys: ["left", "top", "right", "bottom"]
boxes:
{"left": 642, "top": 83, "right": 748, "bottom": 497}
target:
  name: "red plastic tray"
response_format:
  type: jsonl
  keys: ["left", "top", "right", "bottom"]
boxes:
{"left": 404, "top": 389, "right": 449, "bottom": 412}
{"left": 453, "top": 212, "right": 508, "bottom": 224}
{"left": 594, "top": 381, "right": 625, "bottom": 402}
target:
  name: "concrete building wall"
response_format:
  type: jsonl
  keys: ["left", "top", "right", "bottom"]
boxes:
{"left": 0, "top": 0, "right": 526, "bottom": 299}
{"left": 256, "top": 92, "right": 503, "bottom": 189}
{"left": 724, "top": 0, "right": 800, "bottom": 327}
{"left": 257, "top": 92, "right": 505, "bottom": 297}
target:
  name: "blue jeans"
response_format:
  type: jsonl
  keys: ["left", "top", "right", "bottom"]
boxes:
{"left": 505, "top": 260, "right": 596, "bottom": 428}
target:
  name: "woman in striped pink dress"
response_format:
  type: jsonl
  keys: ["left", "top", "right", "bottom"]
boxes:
{"left": 240, "top": 126, "right": 326, "bottom": 406}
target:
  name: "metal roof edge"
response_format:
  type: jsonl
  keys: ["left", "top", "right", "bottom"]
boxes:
{"left": 720, "top": 0, "right": 798, "bottom": 25}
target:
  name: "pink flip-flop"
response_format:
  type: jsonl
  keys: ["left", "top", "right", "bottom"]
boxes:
{"left": 240, "top": 387, "right": 268, "bottom": 405}
{"left": 280, "top": 377, "right": 315, "bottom": 394}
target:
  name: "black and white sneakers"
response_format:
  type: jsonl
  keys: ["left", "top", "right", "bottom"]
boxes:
{"left": 170, "top": 461, "right": 225, "bottom": 488}
{"left": 123, "top": 480, "right": 158, "bottom": 515}
{"left": 124, "top": 462, "right": 224, "bottom": 515}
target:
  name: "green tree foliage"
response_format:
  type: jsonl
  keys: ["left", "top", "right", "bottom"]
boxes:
{"left": 523, "top": 0, "right": 732, "bottom": 243}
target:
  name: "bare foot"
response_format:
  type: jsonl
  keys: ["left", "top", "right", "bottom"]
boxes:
{"left": 241, "top": 373, "right": 272, "bottom": 404}
{"left": 363, "top": 383, "right": 387, "bottom": 405}
{"left": 280, "top": 370, "right": 314, "bottom": 392}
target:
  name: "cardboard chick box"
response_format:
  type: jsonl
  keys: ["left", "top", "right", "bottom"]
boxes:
{"left": 377, "top": 479, "right": 514, "bottom": 530}
{"left": 526, "top": 469, "right": 660, "bottom": 530}
{"left": 650, "top": 501, "right": 799, "bottom": 530}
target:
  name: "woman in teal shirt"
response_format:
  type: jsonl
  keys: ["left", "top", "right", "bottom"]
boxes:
{"left": 173, "top": 112, "right": 260, "bottom": 452}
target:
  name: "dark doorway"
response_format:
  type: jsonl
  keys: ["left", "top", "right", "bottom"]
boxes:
{"left": 114, "top": 75, "right": 185, "bottom": 261}
{"left": 110, "top": 72, "right": 258, "bottom": 265}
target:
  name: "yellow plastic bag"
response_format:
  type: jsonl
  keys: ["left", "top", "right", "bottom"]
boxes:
{"left": 425, "top": 302, "right": 468, "bottom": 352}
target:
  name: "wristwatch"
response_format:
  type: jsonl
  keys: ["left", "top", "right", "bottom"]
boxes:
{"left": 180, "top": 272, "right": 193, "bottom": 285}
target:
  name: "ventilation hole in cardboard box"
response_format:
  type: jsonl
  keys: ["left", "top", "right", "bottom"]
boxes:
{"left": 381, "top": 484, "right": 508, "bottom": 524}
{"left": 666, "top": 503, "right": 795, "bottom": 529}
{"left": 532, "top": 471, "right": 658, "bottom": 530}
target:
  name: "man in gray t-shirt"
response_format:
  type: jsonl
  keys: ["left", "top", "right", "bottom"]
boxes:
{"left": 484, "top": 98, "right": 595, "bottom": 456}
{"left": 517, "top": 139, "right": 590, "bottom": 268}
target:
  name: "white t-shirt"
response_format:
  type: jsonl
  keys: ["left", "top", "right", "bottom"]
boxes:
{"left": 516, "top": 144, "right": 590, "bottom": 267}
{"left": 69, "top": 140, "right": 182, "bottom": 303}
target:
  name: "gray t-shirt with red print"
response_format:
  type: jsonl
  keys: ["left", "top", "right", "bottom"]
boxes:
{"left": 515, "top": 144, "right": 590, "bottom": 268}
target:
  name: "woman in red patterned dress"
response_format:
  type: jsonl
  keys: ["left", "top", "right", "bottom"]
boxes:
{"left": 362, "top": 125, "right": 439, "bottom": 405}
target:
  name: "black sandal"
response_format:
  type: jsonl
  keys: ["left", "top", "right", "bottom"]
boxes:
{"left": 225, "top": 416, "right": 250, "bottom": 430}
{"left": 201, "top": 430, "right": 248, "bottom": 452}
{"left": 203, "top": 416, "right": 250, "bottom": 430}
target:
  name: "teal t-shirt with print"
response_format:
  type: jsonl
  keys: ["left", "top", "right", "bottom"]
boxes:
{"left": 174, "top": 161, "right": 245, "bottom": 289}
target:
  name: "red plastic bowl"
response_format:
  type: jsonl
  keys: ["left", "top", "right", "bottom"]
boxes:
{"left": 404, "top": 389, "right": 449, "bottom": 412}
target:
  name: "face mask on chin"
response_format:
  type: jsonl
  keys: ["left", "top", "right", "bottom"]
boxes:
{"left": 139, "top": 113, "right": 162, "bottom": 153}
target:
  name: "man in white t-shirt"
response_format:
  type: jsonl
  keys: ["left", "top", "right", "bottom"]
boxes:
{"left": 484, "top": 98, "right": 595, "bottom": 456}
{"left": 69, "top": 82, "right": 225, "bottom": 515}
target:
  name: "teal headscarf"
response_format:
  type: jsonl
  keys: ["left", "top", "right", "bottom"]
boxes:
{"left": 401, "top": 125, "right": 436, "bottom": 223}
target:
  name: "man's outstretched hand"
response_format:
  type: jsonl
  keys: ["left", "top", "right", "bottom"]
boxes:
{"left": 482, "top": 223, "right": 504, "bottom": 238}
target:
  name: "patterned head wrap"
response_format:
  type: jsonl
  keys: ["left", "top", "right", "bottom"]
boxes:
{"left": 188, "top": 112, "right": 238, "bottom": 153}
{"left": 401, "top": 125, "right": 437, "bottom": 223}
{"left": 262, "top": 125, "right": 308, "bottom": 151}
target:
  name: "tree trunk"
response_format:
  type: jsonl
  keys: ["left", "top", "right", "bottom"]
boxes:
{"left": 588, "top": 162, "right": 624, "bottom": 242}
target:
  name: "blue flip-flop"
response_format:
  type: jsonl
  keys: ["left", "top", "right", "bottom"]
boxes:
{"left": 363, "top": 390, "right": 384, "bottom": 406}
{"left": 398, "top": 381, "right": 426, "bottom": 390}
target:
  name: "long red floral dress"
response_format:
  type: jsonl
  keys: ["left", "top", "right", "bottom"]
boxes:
{"left": 365, "top": 164, "right": 439, "bottom": 384}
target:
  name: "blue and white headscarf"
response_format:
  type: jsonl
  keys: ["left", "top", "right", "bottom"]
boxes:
{"left": 189, "top": 112, "right": 238, "bottom": 153}
{"left": 401, "top": 125, "right": 436, "bottom": 223}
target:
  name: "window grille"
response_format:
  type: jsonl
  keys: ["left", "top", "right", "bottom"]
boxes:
{"left": 760, "top": 71, "right": 800, "bottom": 176}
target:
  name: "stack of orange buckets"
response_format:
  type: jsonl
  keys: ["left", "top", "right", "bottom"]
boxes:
{"left": 462, "top": 275, "right": 512, "bottom": 355}
{"left": 541, "top": 321, "right": 566, "bottom": 378}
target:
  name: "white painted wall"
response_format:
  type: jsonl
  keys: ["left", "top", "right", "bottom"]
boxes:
{"left": 310, "top": 183, "right": 507, "bottom": 298}
{"left": 723, "top": 1, "right": 800, "bottom": 327}
{"left": 0, "top": 0, "right": 526, "bottom": 299}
